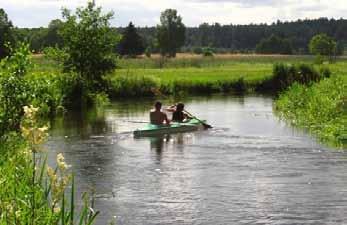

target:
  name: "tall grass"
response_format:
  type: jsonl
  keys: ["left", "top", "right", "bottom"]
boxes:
{"left": 1, "top": 46, "right": 99, "bottom": 224}
{"left": 0, "top": 106, "right": 99, "bottom": 224}
{"left": 106, "top": 65, "right": 272, "bottom": 96}
{"left": 275, "top": 76, "right": 347, "bottom": 148}
{"left": 116, "top": 54, "right": 317, "bottom": 69}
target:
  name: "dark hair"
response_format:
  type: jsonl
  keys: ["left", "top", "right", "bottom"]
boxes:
{"left": 176, "top": 103, "right": 184, "bottom": 111}
{"left": 154, "top": 101, "right": 162, "bottom": 109}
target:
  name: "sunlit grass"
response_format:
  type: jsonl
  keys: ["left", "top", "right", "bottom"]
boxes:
{"left": 275, "top": 75, "right": 347, "bottom": 148}
{"left": 0, "top": 106, "right": 99, "bottom": 224}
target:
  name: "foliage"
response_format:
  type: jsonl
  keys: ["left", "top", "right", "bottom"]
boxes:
{"left": 257, "top": 63, "right": 330, "bottom": 92}
{"left": 276, "top": 76, "right": 346, "bottom": 147}
{"left": 12, "top": 18, "right": 347, "bottom": 55}
{"left": 43, "top": 46, "right": 68, "bottom": 67}
{"left": 0, "top": 106, "right": 99, "bottom": 224}
{"left": 193, "top": 47, "right": 203, "bottom": 55}
{"left": 309, "top": 33, "right": 337, "bottom": 62}
{"left": 0, "top": 8, "right": 14, "bottom": 59}
{"left": 0, "top": 43, "right": 32, "bottom": 135}
{"left": 118, "top": 22, "right": 145, "bottom": 57}
{"left": 256, "top": 34, "right": 293, "bottom": 54}
{"left": 45, "top": 19, "right": 64, "bottom": 48}
{"left": 156, "top": 9, "right": 186, "bottom": 57}
{"left": 202, "top": 47, "right": 214, "bottom": 57}
{"left": 336, "top": 41, "right": 345, "bottom": 56}
{"left": 106, "top": 74, "right": 158, "bottom": 97}
{"left": 0, "top": 43, "right": 65, "bottom": 136}
{"left": 60, "top": 2, "right": 119, "bottom": 92}
{"left": 145, "top": 47, "right": 152, "bottom": 58}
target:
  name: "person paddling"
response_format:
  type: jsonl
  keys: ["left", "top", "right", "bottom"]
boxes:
{"left": 168, "top": 103, "right": 191, "bottom": 122}
{"left": 150, "top": 101, "right": 170, "bottom": 125}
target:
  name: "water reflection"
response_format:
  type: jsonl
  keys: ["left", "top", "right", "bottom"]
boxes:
{"left": 148, "top": 134, "right": 194, "bottom": 163}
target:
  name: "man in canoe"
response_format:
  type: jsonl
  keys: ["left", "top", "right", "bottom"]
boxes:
{"left": 167, "top": 103, "right": 191, "bottom": 122}
{"left": 150, "top": 101, "right": 170, "bottom": 125}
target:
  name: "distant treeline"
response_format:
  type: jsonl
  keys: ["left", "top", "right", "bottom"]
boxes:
{"left": 14, "top": 17, "right": 347, "bottom": 54}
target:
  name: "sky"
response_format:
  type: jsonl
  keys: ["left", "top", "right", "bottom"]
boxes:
{"left": 1, "top": 0, "right": 347, "bottom": 28}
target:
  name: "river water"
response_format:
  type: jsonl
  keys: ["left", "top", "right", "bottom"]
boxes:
{"left": 46, "top": 95, "right": 347, "bottom": 225}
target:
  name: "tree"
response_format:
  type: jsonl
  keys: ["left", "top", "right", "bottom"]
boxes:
{"left": 45, "top": 19, "right": 64, "bottom": 48}
{"left": 309, "top": 33, "right": 337, "bottom": 62}
{"left": 118, "top": 22, "right": 145, "bottom": 57}
{"left": 156, "top": 9, "right": 185, "bottom": 57}
{"left": 0, "top": 8, "right": 15, "bottom": 59}
{"left": 60, "top": 2, "right": 119, "bottom": 92}
{"left": 255, "top": 34, "right": 293, "bottom": 54}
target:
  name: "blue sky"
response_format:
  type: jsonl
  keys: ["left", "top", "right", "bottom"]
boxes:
{"left": 2, "top": 0, "right": 347, "bottom": 27}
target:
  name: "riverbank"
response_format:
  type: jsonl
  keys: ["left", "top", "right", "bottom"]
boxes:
{"left": 31, "top": 54, "right": 347, "bottom": 97}
{"left": 275, "top": 75, "right": 346, "bottom": 148}
{"left": 0, "top": 48, "right": 98, "bottom": 224}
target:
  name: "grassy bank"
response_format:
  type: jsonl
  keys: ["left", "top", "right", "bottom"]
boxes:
{"left": 106, "top": 64, "right": 272, "bottom": 96}
{"left": 0, "top": 47, "right": 99, "bottom": 224}
{"left": 275, "top": 75, "right": 347, "bottom": 148}
{"left": 0, "top": 107, "right": 99, "bottom": 224}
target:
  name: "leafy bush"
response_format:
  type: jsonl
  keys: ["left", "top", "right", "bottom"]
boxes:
{"left": 145, "top": 47, "right": 152, "bottom": 58}
{"left": 60, "top": 2, "right": 119, "bottom": 93}
{"left": 193, "top": 47, "right": 203, "bottom": 55}
{"left": 0, "top": 43, "right": 32, "bottom": 135}
{"left": 256, "top": 63, "right": 330, "bottom": 92}
{"left": 202, "top": 47, "right": 214, "bottom": 57}
{"left": 0, "top": 43, "right": 65, "bottom": 136}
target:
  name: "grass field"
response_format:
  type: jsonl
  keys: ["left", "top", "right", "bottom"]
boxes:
{"left": 29, "top": 54, "right": 347, "bottom": 97}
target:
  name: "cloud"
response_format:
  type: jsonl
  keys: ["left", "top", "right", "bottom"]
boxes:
{"left": 187, "top": 0, "right": 289, "bottom": 7}
{"left": 1, "top": 0, "right": 346, "bottom": 27}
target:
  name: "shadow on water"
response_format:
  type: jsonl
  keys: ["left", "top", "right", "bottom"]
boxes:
{"left": 147, "top": 133, "right": 193, "bottom": 163}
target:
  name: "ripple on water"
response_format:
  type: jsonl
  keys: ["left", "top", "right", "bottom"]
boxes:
{"left": 46, "top": 95, "right": 347, "bottom": 225}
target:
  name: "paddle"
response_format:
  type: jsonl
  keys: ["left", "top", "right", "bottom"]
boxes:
{"left": 183, "top": 110, "right": 212, "bottom": 129}
{"left": 150, "top": 87, "right": 212, "bottom": 129}
{"left": 121, "top": 120, "right": 149, "bottom": 124}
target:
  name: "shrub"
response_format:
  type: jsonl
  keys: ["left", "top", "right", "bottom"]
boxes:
{"left": 256, "top": 63, "right": 329, "bottom": 93}
{"left": 202, "top": 47, "right": 214, "bottom": 57}
{"left": 193, "top": 47, "right": 203, "bottom": 55}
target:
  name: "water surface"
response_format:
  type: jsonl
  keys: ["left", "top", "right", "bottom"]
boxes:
{"left": 47, "top": 95, "right": 347, "bottom": 225}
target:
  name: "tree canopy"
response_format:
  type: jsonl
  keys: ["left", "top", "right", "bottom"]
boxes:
{"left": 309, "top": 33, "right": 337, "bottom": 57}
{"left": 7, "top": 15, "right": 347, "bottom": 55}
{"left": 60, "top": 2, "right": 119, "bottom": 90}
{"left": 256, "top": 35, "right": 293, "bottom": 54}
{"left": 0, "top": 8, "right": 14, "bottom": 59}
{"left": 118, "top": 22, "right": 145, "bottom": 57}
{"left": 156, "top": 9, "right": 186, "bottom": 57}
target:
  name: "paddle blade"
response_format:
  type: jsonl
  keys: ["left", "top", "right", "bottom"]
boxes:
{"left": 202, "top": 123, "right": 212, "bottom": 129}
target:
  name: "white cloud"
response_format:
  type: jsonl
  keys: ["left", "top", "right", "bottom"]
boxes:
{"left": 1, "top": 0, "right": 346, "bottom": 27}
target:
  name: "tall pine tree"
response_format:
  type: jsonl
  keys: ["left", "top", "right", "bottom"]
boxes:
{"left": 118, "top": 22, "right": 145, "bottom": 57}
{"left": 0, "top": 8, "right": 15, "bottom": 59}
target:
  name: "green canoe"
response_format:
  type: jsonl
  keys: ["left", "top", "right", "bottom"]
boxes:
{"left": 133, "top": 118, "right": 204, "bottom": 137}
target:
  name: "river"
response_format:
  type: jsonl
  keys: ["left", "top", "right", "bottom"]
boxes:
{"left": 46, "top": 95, "right": 347, "bottom": 225}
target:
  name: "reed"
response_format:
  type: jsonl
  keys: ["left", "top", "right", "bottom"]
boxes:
{"left": 0, "top": 106, "right": 99, "bottom": 224}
